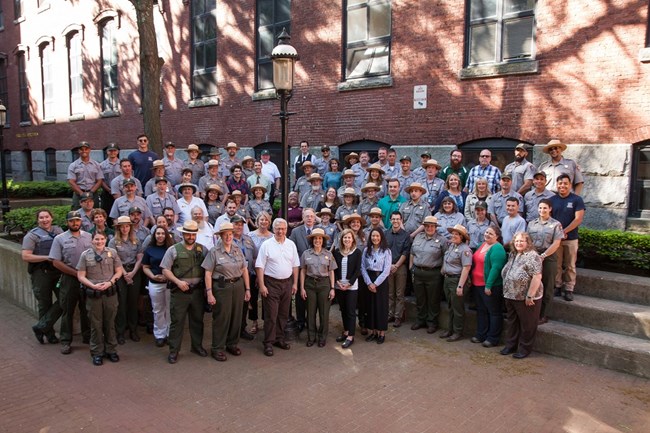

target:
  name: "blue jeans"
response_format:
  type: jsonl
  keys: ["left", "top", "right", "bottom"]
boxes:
{"left": 473, "top": 285, "right": 503, "bottom": 345}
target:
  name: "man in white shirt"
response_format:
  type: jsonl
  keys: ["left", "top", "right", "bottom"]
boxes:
{"left": 260, "top": 150, "right": 281, "bottom": 199}
{"left": 255, "top": 218, "right": 300, "bottom": 356}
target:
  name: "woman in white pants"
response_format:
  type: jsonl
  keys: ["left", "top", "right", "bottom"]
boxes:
{"left": 142, "top": 227, "right": 175, "bottom": 346}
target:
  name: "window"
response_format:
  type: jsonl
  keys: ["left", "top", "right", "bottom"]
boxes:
{"left": 100, "top": 19, "right": 118, "bottom": 112}
{"left": 630, "top": 142, "right": 650, "bottom": 218}
{"left": 45, "top": 148, "right": 56, "bottom": 178}
{"left": 466, "top": 0, "right": 536, "bottom": 66}
{"left": 14, "top": 0, "right": 23, "bottom": 20}
{"left": 40, "top": 43, "right": 54, "bottom": 120}
{"left": 68, "top": 32, "right": 83, "bottom": 115}
{"left": 344, "top": 0, "right": 391, "bottom": 80}
{"left": 192, "top": 0, "right": 217, "bottom": 98}
{"left": 17, "top": 51, "right": 29, "bottom": 123}
{"left": 0, "top": 57, "right": 8, "bottom": 125}
{"left": 256, "top": 0, "right": 291, "bottom": 90}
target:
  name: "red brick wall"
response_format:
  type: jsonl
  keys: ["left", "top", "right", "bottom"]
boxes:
{"left": 2, "top": 0, "right": 649, "bottom": 152}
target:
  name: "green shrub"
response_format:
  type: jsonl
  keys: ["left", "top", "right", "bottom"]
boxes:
{"left": 579, "top": 228, "right": 650, "bottom": 271}
{"left": 3, "top": 205, "right": 70, "bottom": 233}
{"left": 7, "top": 180, "right": 72, "bottom": 198}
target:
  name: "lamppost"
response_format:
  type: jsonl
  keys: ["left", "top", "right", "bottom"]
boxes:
{"left": 0, "top": 99, "right": 8, "bottom": 217}
{"left": 271, "top": 28, "right": 298, "bottom": 221}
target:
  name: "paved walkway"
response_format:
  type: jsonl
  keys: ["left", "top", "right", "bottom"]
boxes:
{"left": 1, "top": 298, "right": 649, "bottom": 433}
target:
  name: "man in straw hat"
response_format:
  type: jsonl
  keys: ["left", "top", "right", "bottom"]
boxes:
{"left": 223, "top": 142, "right": 241, "bottom": 174}
{"left": 409, "top": 215, "right": 447, "bottom": 334}
{"left": 422, "top": 159, "right": 445, "bottom": 211}
{"left": 184, "top": 144, "right": 206, "bottom": 185}
{"left": 358, "top": 182, "right": 381, "bottom": 223}
{"left": 399, "top": 182, "right": 429, "bottom": 238}
{"left": 161, "top": 220, "right": 208, "bottom": 364}
{"left": 199, "top": 159, "right": 230, "bottom": 200}
{"left": 363, "top": 207, "right": 384, "bottom": 237}
{"left": 538, "top": 139, "right": 584, "bottom": 195}
{"left": 337, "top": 169, "right": 361, "bottom": 200}
{"left": 293, "top": 160, "right": 317, "bottom": 199}
{"left": 300, "top": 173, "right": 326, "bottom": 210}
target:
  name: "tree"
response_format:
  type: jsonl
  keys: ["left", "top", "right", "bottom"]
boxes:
{"left": 129, "top": 0, "right": 164, "bottom": 155}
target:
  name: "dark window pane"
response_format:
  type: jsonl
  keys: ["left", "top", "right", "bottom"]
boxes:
{"left": 194, "top": 71, "right": 217, "bottom": 97}
{"left": 470, "top": 0, "right": 497, "bottom": 20}
{"left": 258, "top": 62, "right": 273, "bottom": 90}
{"left": 469, "top": 23, "right": 497, "bottom": 64}
{"left": 204, "top": 43, "right": 217, "bottom": 69}
{"left": 504, "top": 0, "right": 535, "bottom": 14}
{"left": 204, "top": 15, "right": 217, "bottom": 40}
{"left": 276, "top": 0, "right": 291, "bottom": 23}
{"left": 259, "top": 0, "right": 273, "bottom": 26}
{"left": 503, "top": 16, "right": 533, "bottom": 59}
{"left": 193, "top": 0, "right": 205, "bottom": 16}
{"left": 369, "top": 2, "right": 390, "bottom": 39}
{"left": 195, "top": 45, "right": 205, "bottom": 70}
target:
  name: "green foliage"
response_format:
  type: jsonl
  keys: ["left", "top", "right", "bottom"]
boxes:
{"left": 579, "top": 228, "right": 650, "bottom": 271}
{"left": 7, "top": 180, "right": 72, "bottom": 198}
{"left": 3, "top": 205, "right": 70, "bottom": 233}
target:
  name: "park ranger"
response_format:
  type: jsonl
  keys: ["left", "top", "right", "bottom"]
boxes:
{"left": 77, "top": 231, "right": 124, "bottom": 366}
{"left": 49, "top": 211, "right": 92, "bottom": 354}
{"left": 161, "top": 220, "right": 208, "bottom": 364}
{"left": 22, "top": 209, "right": 64, "bottom": 344}
{"left": 409, "top": 216, "right": 447, "bottom": 335}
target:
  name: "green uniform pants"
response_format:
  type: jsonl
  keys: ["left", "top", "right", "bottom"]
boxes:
{"left": 116, "top": 270, "right": 142, "bottom": 335}
{"left": 86, "top": 293, "right": 118, "bottom": 356}
{"left": 305, "top": 277, "right": 332, "bottom": 341}
{"left": 443, "top": 275, "right": 465, "bottom": 335}
{"left": 168, "top": 288, "right": 205, "bottom": 354}
{"left": 31, "top": 267, "right": 63, "bottom": 336}
{"left": 59, "top": 274, "right": 90, "bottom": 344}
{"left": 412, "top": 266, "right": 443, "bottom": 327}
{"left": 540, "top": 252, "right": 558, "bottom": 318}
{"left": 210, "top": 280, "right": 245, "bottom": 351}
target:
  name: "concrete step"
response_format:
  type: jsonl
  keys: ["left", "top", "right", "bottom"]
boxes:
{"left": 547, "top": 294, "right": 650, "bottom": 340}
{"left": 575, "top": 268, "right": 650, "bottom": 306}
{"left": 535, "top": 320, "right": 650, "bottom": 379}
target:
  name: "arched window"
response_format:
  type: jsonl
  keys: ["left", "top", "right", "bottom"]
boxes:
{"left": 39, "top": 41, "right": 55, "bottom": 121}
{"left": 67, "top": 30, "right": 84, "bottom": 116}
{"left": 99, "top": 19, "right": 118, "bottom": 112}
{"left": 458, "top": 137, "right": 532, "bottom": 172}
{"left": 338, "top": 139, "right": 388, "bottom": 164}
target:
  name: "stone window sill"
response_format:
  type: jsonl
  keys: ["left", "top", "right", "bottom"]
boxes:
{"left": 69, "top": 114, "right": 85, "bottom": 122}
{"left": 252, "top": 89, "right": 277, "bottom": 101}
{"left": 188, "top": 96, "right": 220, "bottom": 108}
{"left": 19, "top": 121, "right": 32, "bottom": 127}
{"left": 459, "top": 60, "right": 539, "bottom": 80}
{"left": 338, "top": 76, "right": 393, "bottom": 92}
{"left": 639, "top": 47, "right": 650, "bottom": 63}
{"left": 100, "top": 110, "right": 120, "bottom": 118}
{"left": 13, "top": 17, "right": 25, "bottom": 25}
{"left": 42, "top": 118, "right": 56, "bottom": 125}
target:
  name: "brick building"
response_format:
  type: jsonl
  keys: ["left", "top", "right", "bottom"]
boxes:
{"left": 0, "top": 0, "right": 649, "bottom": 230}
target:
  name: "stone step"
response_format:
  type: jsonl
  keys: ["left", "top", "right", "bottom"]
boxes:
{"left": 547, "top": 294, "right": 650, "bottom": 340}
{"left": 575, "top": 268, "right": 650, "bottom": 306}
{"left": 535, "top": 320, "right": 650, "bottom": 379}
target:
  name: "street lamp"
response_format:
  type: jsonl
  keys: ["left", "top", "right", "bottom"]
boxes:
{"left": 0, "top": 99, "right": 8, "bottom": 217}
{"left": 271, "top": 28, "right": 298, "bottom": 221}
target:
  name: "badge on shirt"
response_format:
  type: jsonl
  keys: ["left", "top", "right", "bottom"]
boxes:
{"left": 107, "top": 251, "right": 112, "bottom": 258}
{"left": 567, "top": 203, "right": 573, "bottom": 209}
{"left": 463, "top": 251, "right": 471, "bottom": 257}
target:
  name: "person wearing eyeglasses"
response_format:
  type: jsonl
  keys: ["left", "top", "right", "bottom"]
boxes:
{"left": 77, "top": 231, "right": 124, "bottom": 366}
{"left": 538, "top": 139, "right": 584, "bottom": 195}
{"left": 465, "top": 149, "right": 502, "bottom": 195}
{"left": 129, "top": 134, "right": 158, "bottom": 186}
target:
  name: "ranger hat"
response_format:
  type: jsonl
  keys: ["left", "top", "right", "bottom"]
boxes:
{"left": 178, "top": 220, "right": 199, "bottom": 234}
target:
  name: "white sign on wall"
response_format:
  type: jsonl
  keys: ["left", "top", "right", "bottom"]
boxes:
{"left": 414, "top": 85, "right": 427, "bottom": 110}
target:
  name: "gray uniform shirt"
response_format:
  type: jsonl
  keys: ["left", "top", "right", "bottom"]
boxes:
{"left": 538, "top": 157, "right": 584, "bottom": 193}
{"left": 467, "top": 218, "right": 491, "bottom": 250}
{"left": 145, "top": 192, "right": 181, "bottom": 219}
{"left": 201, "top": 242, "right": 246, "bottom": 280}
{"left": 49, "top": 230, "right": 93, "bottom": 267}
{"left": 442, "top": 242, "right": 472, "bottom": 275}
{"left": 108, "top": 238, "right": 142, "bottom": 267}
{"left": 411, "top": 232, "right": 447, "bottom": 268}
{"left": 335, "top": 205, "right": 358, "bottom": 222}
{"left": 300, "top": 190, "right": 326, "bottom": 210}
{"left": 110, "top": 196, "right": 152, "bottom": 220}
{"left": 524, "top": 189, "right": 555, "bottom": 222}
{"left": 100, "top": 159, "right": 121, "bottom": 187}
{"left": 422, "top": 177, "right": 445, "bottom": 211}
{"left": 301, "top": 248, "right": 337, "bottom": 278}
{"left": 527, "top": 217, "right": 564, "bottom": 253}
{"left": 294, "top": 176, "right": 311, "bottom": 199}
{"left": 67, "top": 159, "right": 104, "bottom": 191}
{"left": 163, "top": 157, "right": 185, "bottom": 186}
{"left": 77, "top": 247, "right": 122, "bottom": 284}
{"left": 489, "top": 190, "right": 524, "bottom": 224}
{"left": 246, "top": 199, "right": 272, "bottom": 223}
{"left": 399, "top": 200, "right": 429, "bottom": 233}
{"left": 110, "top": 175, "right": 144, "bottom": 197}
{"left": 505, "top": 160, "right": 537, "bottom": 193}
{"left": 185, "top": 160, "right": 206, "bottom": 185}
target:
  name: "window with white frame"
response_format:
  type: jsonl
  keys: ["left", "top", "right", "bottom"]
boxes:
{"left": 192, "top": 0, "right": 217, "bottom": 98}
{"left": 40, "top": 42, "right": 54, "bottom": 120}
{"left": 344, "top": 0, "right": 391, "bottom": 80}
{"left": 466, "top": 0, "right": 536, "bottom": 66}
{"left": 100, "top": 19, "right": 118, "bottom": 112}
{"left": 256, "top": 0, "right": 291, "bottom": 91}
{"left": 68, "top": 31, "right": 84, "bottom": 115}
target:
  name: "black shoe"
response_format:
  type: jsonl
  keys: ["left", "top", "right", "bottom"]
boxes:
{"left": 500, "top": 347, "right": 516, "bottom": 356}
{"left": 335, "top": 334, "right": 347, "bottom": 343}
{"left": 130, "top": 330, "right": 140, "bottom": 342}
{"left": 190, "top": 347, "right": 208, "bottom": 357}
{"left": 32, "top": 326, "right": 46, "bottom": 344}
{"left": 376, "top": 335, "right": 385, "bottom": 344}
{"left": 306, "top": 339, "right": 315, "bottom": 347}
{"left": 82, "top": 336, "right": 90, "bottom": 345}
{"left": 155, "top": 338, "right": 166, "bottom": 347}
{"left": 564, "top": 292, "right": 574, "bottom": 302}
{"left": 168, "top": 352, "right": 178, "bottom": 364}
{"left": 46, "top": 334, "right": 60, "bottom": 344}
{"left": 512, "top": 352, "right": 529, "bottom": 359}
{"left": 117, "top": 334, "right": 126, "bottom": 345}
{"left": 426, "top": 326, "right": 438, "bottom": 334}
{"left": 410, "top": 323, "right": 425, "bottom": 331}
{"left": 92, "top": 355, "right": 103, "bottom": 366}
{"left": 240, "top": 329, "right": 255, "bottom": 341}
{"left": 446, "top": 333, "right": 463, "bottom": 342}
{"left": 365, "top": 333, "right": 377, "bottom": 342}
{"left": 439, "top": 330, "right": 452, "bottom": 339}
{"left": 273, "top": 341, "right": 291, "bottom": 350}
{"left": 105, "top": 352, "right": 120, "bottom": 363}
{"left": 341, "top": 338, "right": 354, "bottom": 349}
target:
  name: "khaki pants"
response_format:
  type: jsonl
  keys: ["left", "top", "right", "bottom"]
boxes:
{"left": 86, "top": 293, "right": 118, "bottom": 356}
{"left": 555, "top": 239, "right": 578, "bottom": 292}
{"left": 388, "top": 264, "right": 407, "bottom": 319}
{"left": 210, "top": 280, "right": 245, "bottom": 351}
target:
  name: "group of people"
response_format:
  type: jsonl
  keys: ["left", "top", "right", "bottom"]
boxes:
{"left": 24, "top": 136, "right": 585, "bottom": 364}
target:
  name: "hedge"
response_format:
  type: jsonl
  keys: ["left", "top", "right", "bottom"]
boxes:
{"left": 578, "top": 228, "right": 650, "bottom": 272}
{"left": 7, "top": 180, "right": 73, "bottom": 198}
{"left": 3, "top": 205, "right": 70, "bottom": 233}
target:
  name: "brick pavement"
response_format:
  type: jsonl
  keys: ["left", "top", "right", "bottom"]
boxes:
{"left": 1, "top": 298, "right": 649, "bottom": 433}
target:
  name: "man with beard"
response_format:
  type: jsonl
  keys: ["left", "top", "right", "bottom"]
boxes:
{"left": 505, "top": 143, "right": 536, "bottom": 195}
{"left": 49, "top": 211, "right": 92, "bottom": 354}
{"left": 439, "top": 149, "right": 469, "bottom": 189}
{"left": 223, "top": 142, "right": 242, "bottom": 173}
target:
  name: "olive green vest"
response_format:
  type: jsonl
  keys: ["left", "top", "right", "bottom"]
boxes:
{"left": 171, "top": 243, "right": 204, "bottom": 280}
